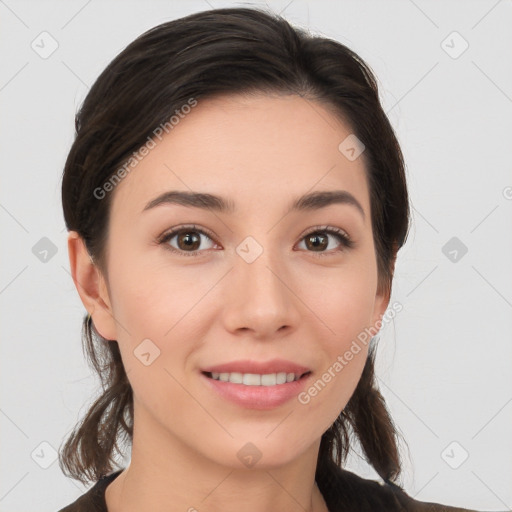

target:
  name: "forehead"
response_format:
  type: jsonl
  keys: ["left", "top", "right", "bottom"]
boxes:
{"left": 110, "top": 93, "right": 370, "bottom": 218}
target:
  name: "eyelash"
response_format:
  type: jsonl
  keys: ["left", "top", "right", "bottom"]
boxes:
{"left": 157, "top": 224, "right": 354, "bottom": 258}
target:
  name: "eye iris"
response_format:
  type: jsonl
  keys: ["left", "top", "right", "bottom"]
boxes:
{"left": 306, "top": 233, "right": 328, "bottom": 251}
{"left": 178, "top": 232, "right": 200, "bottom": 250}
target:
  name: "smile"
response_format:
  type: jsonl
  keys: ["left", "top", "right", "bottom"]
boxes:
{"left": 201, "top": 367, "right": 312, "bottom": 410}
{"left": 204, "top": 371, "right": 309, "bottom": 386}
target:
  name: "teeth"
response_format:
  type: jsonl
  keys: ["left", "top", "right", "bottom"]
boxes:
{"left": 243, "top": 373, "right": 261, "bottom": 385}
{"left": 230, "top": 372, "right": 243, "bottom": 384}
{"left": 261, "top": 373, "right": 276, "bottom": 386}
{"left": 276, "top": 372, "right": 287, "bottom": 384}
{"left": 208, "top": 371, "right": 303, "bottom": 386}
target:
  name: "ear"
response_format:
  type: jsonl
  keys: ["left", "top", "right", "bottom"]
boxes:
{"left": 67, "top": 231, "right": 118, "bottom": 341}
{"left": 370, "top": 247, "right": 397, "bottom": 330}
{"left": 371, "top": 285, "right": 391, "bottom": 330}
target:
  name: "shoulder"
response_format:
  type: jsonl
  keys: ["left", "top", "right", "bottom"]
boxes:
{"left": 57, "top": 470, "right": 123, "bottom": 512}
{"left": 322, "top": 465, "right": 484, "bottom": 512}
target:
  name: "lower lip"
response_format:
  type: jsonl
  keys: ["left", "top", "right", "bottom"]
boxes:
{"left": 201, "top": 372, "right": 312, "bottom": 410}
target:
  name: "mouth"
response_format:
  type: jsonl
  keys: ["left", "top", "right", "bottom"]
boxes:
{"left": 200, "top": 370, "right": 312, "bottom": 411}
{"left": 202, "top": 370, "right": 311, "bottom": 386}
{"left": 200, "top": 361, "right": 313, "bottom": 410}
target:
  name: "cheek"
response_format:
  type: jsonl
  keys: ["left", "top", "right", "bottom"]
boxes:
{"left": 298, "top": 314, "right": 370, "bottom": 433}
{"left": 295, "top": 256, "right": 378, "bottom": 340}
{"left": 105, "top": 257, "right": 222, "bottom": 398}
{"left": 298, "top": 347, "right": 368, "bottom": 438}
{"left": 107, "top": 254, "right": 212, "bottom": 337}
{"left": 293, "top": 258, "right": 377, "bottom": 426}
{"left": 106, "top": 266, "right": 203, "bottom": 422}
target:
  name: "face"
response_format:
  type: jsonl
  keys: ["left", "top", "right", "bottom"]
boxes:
{"left": 76, "top": 93, "right": 389, "bottom": 470}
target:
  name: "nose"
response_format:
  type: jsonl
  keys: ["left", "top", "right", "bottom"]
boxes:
{"left": 221, "top": 248, "right": 301, "bottom": 340}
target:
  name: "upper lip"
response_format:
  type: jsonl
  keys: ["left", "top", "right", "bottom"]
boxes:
{"left": 201, "top": 359, "right": 311, "bottom": 376}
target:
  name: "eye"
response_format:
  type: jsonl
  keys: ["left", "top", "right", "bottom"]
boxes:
{"left": 296, "top": 226, "right": 354, "bottom": 255}
{"left": 157, "top": 224, "right": 354, "bottom": 258}
{"left": 157, "top": 225, "right": 218, "bottom": 257}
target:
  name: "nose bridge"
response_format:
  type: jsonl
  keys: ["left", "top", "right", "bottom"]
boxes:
{"left": 222, "top": 237, "right": 300, "bottom": 336}
{"left": 235, "top": 236, "right": 286, "bottom": 301}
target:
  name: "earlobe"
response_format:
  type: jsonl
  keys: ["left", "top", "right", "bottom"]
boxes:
{"left": 67, "top": 231, "right": 117, "bottom": 341}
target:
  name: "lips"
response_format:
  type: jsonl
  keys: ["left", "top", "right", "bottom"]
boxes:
{"left": 200, "top": 359, "right": 313, "bottom": 409}
{"left": 201, "top": 359, "right": 310, "bottom": 376}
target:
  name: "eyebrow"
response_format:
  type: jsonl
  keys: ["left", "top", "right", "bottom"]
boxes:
{"left": 143, "top": 189, "right": 365, "bottom": 220}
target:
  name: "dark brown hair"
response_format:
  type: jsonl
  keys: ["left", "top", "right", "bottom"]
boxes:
{"left": 59, "top": 5, "right": 411, "bottom": 499}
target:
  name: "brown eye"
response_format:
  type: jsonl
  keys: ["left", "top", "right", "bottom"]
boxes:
{"left": 305, "top": 233, "right": 329, "bottom": 251}
{"left": 159, "top": 225, "right": 217, "bottom": 257}
{"left": 176, "top": 231, "right": 201, "bottom": 251}
{"left": 297, "top": 227, "right": 354, "bottom": 255}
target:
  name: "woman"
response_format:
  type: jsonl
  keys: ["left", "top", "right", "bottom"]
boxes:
{"left": 57, "top": 7, "right": 481, "bottom": 512}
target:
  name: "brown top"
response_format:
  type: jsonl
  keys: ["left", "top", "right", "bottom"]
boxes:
{"left": 57, "top": 467, "right": 485, "bottom": 512}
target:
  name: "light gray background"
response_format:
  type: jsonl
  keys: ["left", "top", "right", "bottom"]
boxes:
{"left": 1, "top": 0, "right": 511, "bottom": 511}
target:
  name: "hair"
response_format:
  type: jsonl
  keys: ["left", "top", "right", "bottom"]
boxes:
{"left": 59, "top": 5, "right": 411, "bottom": 500}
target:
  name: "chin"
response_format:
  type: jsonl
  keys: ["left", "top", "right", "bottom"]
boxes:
{"left": 208, "top": 433, "right": 316, "bottom": 471}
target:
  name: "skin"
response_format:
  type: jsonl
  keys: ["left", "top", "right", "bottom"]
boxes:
{"left": 68, "top": 93, "right": 392, "bottom": 512}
